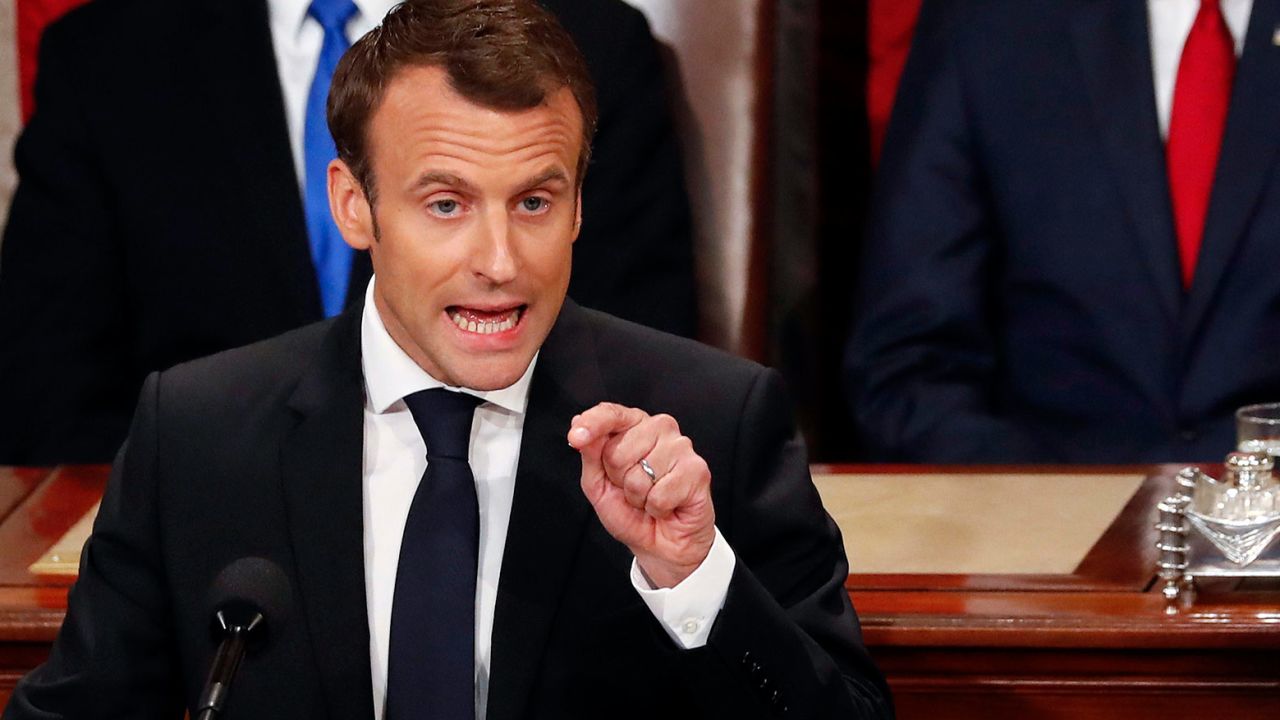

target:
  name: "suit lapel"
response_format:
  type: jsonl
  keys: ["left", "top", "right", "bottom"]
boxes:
{"left": 485, "top": 301, "right": 606, "bottom": 720}
{"left": 280, "top": 308, "right": 374, "bottom": 720}
{"left": 190, "top": 0, "right": 323, "bottom": 323}
{"left": 1071, "top": 0, "right": 1182, "bottom": 322}
{"left": 1183, "top": 0, "right": 1280, "bottom": 339}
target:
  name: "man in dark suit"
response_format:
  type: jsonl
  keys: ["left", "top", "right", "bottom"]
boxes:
{"left": 846, "top": 0, "right": 1280, "bottom": 463}
{"left": 0, "top": 0, "right": 696, "bottom": 466}
{"left": 2, "top": 2, "right": 891, "bottom": 717}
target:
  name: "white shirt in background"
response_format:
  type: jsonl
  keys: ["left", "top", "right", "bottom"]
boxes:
{"left": 1148, "top": 0, "right": 1252, "bottom": 138}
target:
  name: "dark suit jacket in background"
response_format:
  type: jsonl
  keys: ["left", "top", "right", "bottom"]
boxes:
{"left": 2, "top": 301, "right": 891, "bottom": 719}
{"left": 846, "top": 0, "right": 1280, "bottom": 463}
{"left": 0, "top": 0, "right": 696, "bottom": 465}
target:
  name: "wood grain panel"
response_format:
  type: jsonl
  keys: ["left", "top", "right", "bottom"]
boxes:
{"left": 0, "top": 467, "right": 50, "bottom": 526}
{"left": 0, "top": 466, "right": 105, "bottom": 586}
{"left": 889, "top": 681, "right": 1280, "bottom": 720}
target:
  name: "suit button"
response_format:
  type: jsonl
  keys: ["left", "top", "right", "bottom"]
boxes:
{"left": 741, "top": 651, "right": 753, "bottom": 666}
{"left": 1179, "top": 428, "right": 1198, "bottom": 442}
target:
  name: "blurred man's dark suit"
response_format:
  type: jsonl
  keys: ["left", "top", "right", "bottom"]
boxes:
{"left": 847, "top": 0, "right": 1280, "bottom": 463}
{"left": 2, "top": 300, "right": 891, "bottom": 719}
{"left": 0, "top": 0, "right": 696, "bottom": 465}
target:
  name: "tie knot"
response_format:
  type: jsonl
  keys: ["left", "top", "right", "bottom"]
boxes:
{"left": 308, "top": 0, "right": 358, "bottom": 33}
{"left": 403, "top": 389, "right": 481, "bottom": 460}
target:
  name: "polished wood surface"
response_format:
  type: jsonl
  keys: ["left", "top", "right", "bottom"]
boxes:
{"left": 0, "top": 465, "right": 105, "bottom": 707}
{"left": 827, "top": 464, "right": 1280, "bottom": 718}
{"left": 2, "top": 464, "right": 1279, "bottom": 717}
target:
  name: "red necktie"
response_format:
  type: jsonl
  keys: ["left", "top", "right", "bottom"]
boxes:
{"left": 1167, "top": 0, "right": 1237, "bottom": 289}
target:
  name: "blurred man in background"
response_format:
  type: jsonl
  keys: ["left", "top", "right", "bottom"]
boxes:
{"left": 847, "top": 0, "right": 1280, "bottom": 462}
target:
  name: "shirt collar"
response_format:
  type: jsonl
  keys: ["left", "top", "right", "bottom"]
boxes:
{"left": 269, "top": 0, "right": 401, "bottom": 38}
{"left": 360, "top": 278, "right": 536, "bottom": 416}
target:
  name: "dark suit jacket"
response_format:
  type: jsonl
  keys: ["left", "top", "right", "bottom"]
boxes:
{"left": 0, "top": 0, "right": 696, "bottom": 465}
{"left": 845, "top": 0, "right": 1280, "bottom": 463}
{"left": 2, "top": 301, "right": 891, "bottom": 719}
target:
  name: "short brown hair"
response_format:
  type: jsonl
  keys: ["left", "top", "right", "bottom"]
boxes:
{"left": 328, "top": 0, "right": 598, "bottom": 202}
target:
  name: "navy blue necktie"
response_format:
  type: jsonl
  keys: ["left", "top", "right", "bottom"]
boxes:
{"left": 386, "top": 389, "right": 483, "bottom": 719}
{"left": 304, "top": 0, "right": 358, "bottom": 317}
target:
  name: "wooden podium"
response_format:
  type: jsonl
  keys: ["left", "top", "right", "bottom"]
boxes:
{"left": 826, "top": 465, "right": 1280, "bottom": 718}
{"left": 2, "top": 464, "right": 1279, "bottom": 718}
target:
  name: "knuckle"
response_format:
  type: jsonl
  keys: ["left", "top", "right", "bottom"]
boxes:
{"left": 626, "top": 483, "right": 649, "bottom": 505}
{"left": 652, "top": 486, "right": 677, "bottom": 509}
{"left": 585, "top": 403, "right": 614, "bottom": 425}
{"left": 626, "top": 468, "right": 648, "bottom": 489}
{"left": 691, "top": 456, "right": 710, "bottom": 480}
{"left": 602, "top": 436, "right": 627, "bottom": 464}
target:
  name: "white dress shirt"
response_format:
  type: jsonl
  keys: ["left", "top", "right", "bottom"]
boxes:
{"left": 359, "top": 280, "right": 735, "bottom": 720}
{"left": 1148, "top": 0, "right": 1252, "bottom": 138}
{"left": 267, "top": 0, "right": 400, "bottom": 188}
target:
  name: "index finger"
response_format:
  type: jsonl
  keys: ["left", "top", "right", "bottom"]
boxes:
{"left": 567, "top": 402, "right": 650, "bottom": 448}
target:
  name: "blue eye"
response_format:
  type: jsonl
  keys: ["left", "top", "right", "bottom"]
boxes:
{"left": 431, "top": 199, "right": 460, "bottom": 215}
{"left": 521, "top": 197, "right": 547, "bottom": 212}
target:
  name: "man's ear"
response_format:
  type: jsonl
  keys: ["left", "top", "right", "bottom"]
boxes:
{"left": 329, "top": 159, "right": 375, "bottom": 250}
{"left": 571, "top": 188, "right": 583, "bottom": 244}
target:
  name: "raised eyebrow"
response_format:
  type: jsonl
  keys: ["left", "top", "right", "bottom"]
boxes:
{"left": 411, "top": 172, "right": 476, "bottom": 194}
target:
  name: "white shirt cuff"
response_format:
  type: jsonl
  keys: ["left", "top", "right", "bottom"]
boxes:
{"left": 629, "top": 527, "right": 736, "bottom": 649}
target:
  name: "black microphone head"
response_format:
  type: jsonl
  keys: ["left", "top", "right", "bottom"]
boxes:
{"left": 207, "top": 557, "right": 293, "bottom": 645}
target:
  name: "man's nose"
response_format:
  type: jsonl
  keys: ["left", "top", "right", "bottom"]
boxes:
{"left": 472, "top": 206, "right": 519, "bottom": 285}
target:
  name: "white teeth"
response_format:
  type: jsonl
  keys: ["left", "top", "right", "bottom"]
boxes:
{"left": 449, "top": 308, "right": 521, "bottom": 334}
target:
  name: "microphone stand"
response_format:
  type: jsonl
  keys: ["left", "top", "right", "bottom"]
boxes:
{"left": 194, "top": 609, "right": 265, "bottom": 720}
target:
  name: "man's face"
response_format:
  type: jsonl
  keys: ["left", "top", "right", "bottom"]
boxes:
{"left": 330, "top": 65, "right": 583, "bottom": 390}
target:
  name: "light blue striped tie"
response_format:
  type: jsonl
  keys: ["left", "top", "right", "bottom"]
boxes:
{"left": 304, "top": 0, "right": 359, "bottom": 317}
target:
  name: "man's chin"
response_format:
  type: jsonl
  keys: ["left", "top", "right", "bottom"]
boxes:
{"left": 447, "top": 357, "right": 534, "bottom": 392}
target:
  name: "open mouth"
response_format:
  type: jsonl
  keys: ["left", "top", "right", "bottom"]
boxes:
{"left": 447, "top": 305, "right": 526, "bottom": 335}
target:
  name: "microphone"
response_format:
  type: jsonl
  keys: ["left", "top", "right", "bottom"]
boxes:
{"left": 194, "top": 557, "right": 292, "bottom": 720}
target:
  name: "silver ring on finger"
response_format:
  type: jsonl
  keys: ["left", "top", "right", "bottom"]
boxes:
{"left": 638, "top": 457, "right": 658, "bottom": 485}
